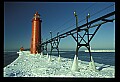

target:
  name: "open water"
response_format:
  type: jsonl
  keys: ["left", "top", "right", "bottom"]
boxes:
{"left": 4, "top": 51, "right": 115, "bottom": 67}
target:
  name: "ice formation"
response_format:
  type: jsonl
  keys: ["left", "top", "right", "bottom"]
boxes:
{"left": 71, "top": 55, "right": 78, "bottom": 71}
{"left": 4, "top": 51, "right": 115, "bottom": 78}
{"left": 58, "top": 54, "right": 61, "bottom": 62}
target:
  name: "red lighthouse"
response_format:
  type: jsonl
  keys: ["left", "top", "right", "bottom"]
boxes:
{"left": 30, "top": 12, "right": 42, "bottom": 54}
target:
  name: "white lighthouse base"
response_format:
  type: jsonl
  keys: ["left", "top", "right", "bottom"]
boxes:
{"left": 71, "top": 55, "right": 79, "bottom": 71}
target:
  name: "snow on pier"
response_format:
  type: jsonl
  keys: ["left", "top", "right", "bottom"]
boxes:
{"left": 3, "top": 51, "right": 115, "bottom": 78}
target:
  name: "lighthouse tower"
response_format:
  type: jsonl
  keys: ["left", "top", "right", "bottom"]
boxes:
{"left": 30, "top": 12, "right": 42, "bottom": 54}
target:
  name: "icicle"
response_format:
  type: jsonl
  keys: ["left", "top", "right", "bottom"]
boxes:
{"left": 71, "top": 55, "right": 79, "bottom": 71}
{"left": 46, "top": 53, "right": 49, "bottom": 58}
{"left": 58, "top": 54, "right": 61, "bottom": 62}
{"left": 40, "top": 52, "right": 43, "bottom": 58}
{"left": 89, "top": 56, "right": 97, "bottom": 71}
{"left": 48, "top": 55, "right": 52, "bottom": 62}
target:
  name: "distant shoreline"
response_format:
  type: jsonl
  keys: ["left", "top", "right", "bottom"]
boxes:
{"left": 85, "top": 50, "right": 115, "bottom": 52}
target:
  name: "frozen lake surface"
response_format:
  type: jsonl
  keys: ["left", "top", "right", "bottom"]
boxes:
{"left": 3, "top": 51, "right": 115, "bottom": 78}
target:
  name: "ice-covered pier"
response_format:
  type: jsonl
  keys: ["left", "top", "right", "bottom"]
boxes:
{"left": 3, "top": 51, "right": 115, "bottom": 77}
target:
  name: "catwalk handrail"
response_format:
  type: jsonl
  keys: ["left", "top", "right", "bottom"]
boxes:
{"left": 41, "top": 11, "right": 115, "bottom": 45}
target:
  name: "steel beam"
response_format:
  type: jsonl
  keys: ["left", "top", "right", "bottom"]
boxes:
{"left": 39, "top": 11, "right": 115, "bottom": 62}
{"left": 41, "top": 11, "right": 115, "bottom": 45}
